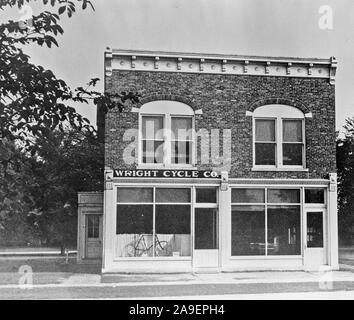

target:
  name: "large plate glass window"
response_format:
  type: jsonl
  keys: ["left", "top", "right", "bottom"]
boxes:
{"left": 116, "top": 187, "right": 191, "bottom": 258}
{"left": 232, "top": 205, "right": 265, "bottom": 255}
{"left": 231, "top": 188, "right": 301, "bottom": 256}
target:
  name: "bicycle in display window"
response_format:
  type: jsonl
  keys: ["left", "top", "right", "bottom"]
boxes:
{"left": 126, "top": 234, "right": 172, "bottom": 257}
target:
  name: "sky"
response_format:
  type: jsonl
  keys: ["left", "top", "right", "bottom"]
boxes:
{"left": 1, "top": 0, "right": 354, "bottom": 130}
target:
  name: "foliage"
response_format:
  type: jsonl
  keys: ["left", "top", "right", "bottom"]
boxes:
{"left": 0, "top": 0, "right": 139, "bottom": 145}
{"left": 0, "top": 138, "right": 41, "bottom": 246}
{"left": 0, "top": 0, "right": 139, "bottom": 249}
{"left": 337, "top": 118, "right": 354, "bottom": 244}
{"left": 0, "top": 127, "right": 104, "bottom": 248}
{"left": 29, "top": 127, "right": 104, "bottom": 249}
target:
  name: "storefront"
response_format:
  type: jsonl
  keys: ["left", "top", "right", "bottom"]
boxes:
{"left": 81, "top": 49, "right": 339, "bottom": 273}
{"left": 100, "top": 169, "right": 338, "bottom": 273}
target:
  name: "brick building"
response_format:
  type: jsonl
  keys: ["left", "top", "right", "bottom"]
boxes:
{"left": 77, "top": 49, "right": 339, "bottom": 273}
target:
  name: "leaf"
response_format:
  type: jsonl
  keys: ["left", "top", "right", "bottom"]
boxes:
{"left": 58, "top": 6, "right": 66, "bottom": 15}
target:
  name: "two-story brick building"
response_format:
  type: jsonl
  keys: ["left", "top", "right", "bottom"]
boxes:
{"left": 77, "top": 49, "right": 339, "bottom": 273}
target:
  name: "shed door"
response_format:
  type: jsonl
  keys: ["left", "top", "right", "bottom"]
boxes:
{"left": 86, "top": 214, "right": 103, "bottom": 258}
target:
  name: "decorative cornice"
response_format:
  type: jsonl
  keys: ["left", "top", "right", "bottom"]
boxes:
{"left": 104, "top": 49, "right": 337, "bottom": 84}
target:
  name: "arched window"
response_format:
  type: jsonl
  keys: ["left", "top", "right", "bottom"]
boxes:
{"left": 139, "top": 100, "right": 195, "bottom": 167}
{"left": 253, "top": 104, "right": 305, "bottom": 169}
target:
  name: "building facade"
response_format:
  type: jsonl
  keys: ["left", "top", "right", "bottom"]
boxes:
{"left": 80, "top": 49, "right": 339, "bottom": 273}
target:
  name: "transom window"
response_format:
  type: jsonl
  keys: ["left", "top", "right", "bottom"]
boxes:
{"left": 305, "top": 188, "right": 325, "bottom": 204}
{"left": 253, "top": 105, "right": 305, "bottom": 168}
{"left": 140, "top": 101, "right": 194, "bottom": 166}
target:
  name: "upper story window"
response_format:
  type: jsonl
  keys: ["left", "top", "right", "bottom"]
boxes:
{"left": 139, "top": 101, "right": 194, "bottom": 167}
{"left": 253, "top": 104, "right": 305, "bottom": 169}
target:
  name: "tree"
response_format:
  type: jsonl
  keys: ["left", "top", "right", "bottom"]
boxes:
{"left": 0, "top": 0, "right": 139, "bottom": 250}
{"left": 0, "top": 139, "right": 41, "bottom": 247}
{"left": 28, "top": 127, "right": 104, "bottom": 252}
{"left": 0, "top": 0, "right": 139, "bottom": 146}
{"left": 337, "top": 118, "right": 354, "bottom": 244}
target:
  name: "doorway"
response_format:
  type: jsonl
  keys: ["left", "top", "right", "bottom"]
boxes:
{"left": 193, "top": 187, "right": 219, "bottom": 271}
{"left": 85, "top": 214, "right": 103, "bottom": 259}
{"left": 303, "top": 209, "right": 327, "bottom": 270}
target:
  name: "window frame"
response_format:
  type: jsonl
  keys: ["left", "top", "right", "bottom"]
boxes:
{"left": 254, "top": 117, "right": 277, "bottom": 168}
{"left": 230, "top": 187, "right": 303, "bottom": 258}
{"left": 141, "top": 115, "right": 165, "bottom": 164}
{"left": 253, "top": 116, "right": 306, "bottom": 170}
{"left": 304, "top": 188, "right": 327, "bottom": 207}
{"left": 170, "top": 116, "right": 194, "bottom": 165}
{"left": 115, "top": 186, "right": 193, "bottom": 260}
{"left": 282, "top": 118, "right": 305, "bottom": 167}
{"left": 138, "top": 103, "right": 195, "bottom": 168}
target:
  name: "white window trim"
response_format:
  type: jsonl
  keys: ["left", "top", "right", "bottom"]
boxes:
{"left": 303, "top": 187, "right": 327, "bottom": 207}
{"left": 252, "top": 115, "right": 307, "bottom": 171}
{"left": 115, "top": 186, "right": 193, "bottom": 261}
{"left": 138, "top": 111, "right": 196, "bottom": 169}
{"left": 230, "top": 186, "right": 304, "bottom": 259}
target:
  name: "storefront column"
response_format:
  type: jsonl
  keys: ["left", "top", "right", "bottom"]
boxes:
{"left": 102, "top": 168, "right": 115, "bottom": 272}
{"left": 219, "top": 172, "right": 231, "bottom": 269}
{"left": 328, "top": 173, "right": 339, "bottom": 270}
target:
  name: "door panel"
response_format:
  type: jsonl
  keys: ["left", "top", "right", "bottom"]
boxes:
{"left": 195, "top": 208, "right": 218, "bottom": 249}
{"left": 304, "top": 210, "right": 326, "bottom": 270}
{"left": 193, "top": 208, "right": 219, "bottom": 269}
{"left": 307, "top": 211, "right": 324, "bottom": 248}
{"left": 86, "top": 215, "right": 103, "bottom": 258}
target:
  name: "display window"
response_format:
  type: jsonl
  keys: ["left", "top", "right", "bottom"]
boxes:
{"left": 116, "top": 187, "right": 191, "bottom": 258}
{"left": 231, "top": 188, "right": 301, "bottom": 256}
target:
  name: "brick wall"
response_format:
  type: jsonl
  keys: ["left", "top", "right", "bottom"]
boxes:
{"left": 104, "top": 70, "right": 336, "bottom": 179}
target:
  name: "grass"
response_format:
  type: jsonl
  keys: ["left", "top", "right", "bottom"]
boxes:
{"left": 0, "top": 257, "right": 100, "bottom": 274}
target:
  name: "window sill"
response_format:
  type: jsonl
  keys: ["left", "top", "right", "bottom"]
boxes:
{"left": 229, "top": 255, "right": 302, "bottom": 260}
{"left": 252, "top": 167, "right": 309, "bottom": 172}
{"left": 113, "top": 257, "right": 192, "bottom": 261}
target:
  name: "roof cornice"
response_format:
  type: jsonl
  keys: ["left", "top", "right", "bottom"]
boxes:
{"left": 104, "top": 48, "right": 337, "bottom": 84}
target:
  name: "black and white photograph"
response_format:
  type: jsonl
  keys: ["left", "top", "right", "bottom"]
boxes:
{"left": 0, "top": 0, "right": 354, "bottom": 304}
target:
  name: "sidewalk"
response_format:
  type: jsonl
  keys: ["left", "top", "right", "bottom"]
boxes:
{"left": 100, "top": 270, "right": 354, "bottom": 286}
{"left": 1, "top": 268, "right": 354, "bottom": 287}
{"left": 1, "top": 254, "right": 354, "bottom": 286}
{"left": 2, "top": 270, "right": 354, "bottom": 299}
{"left": 1, "top": 256, "right": 354, "bottom": 299}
